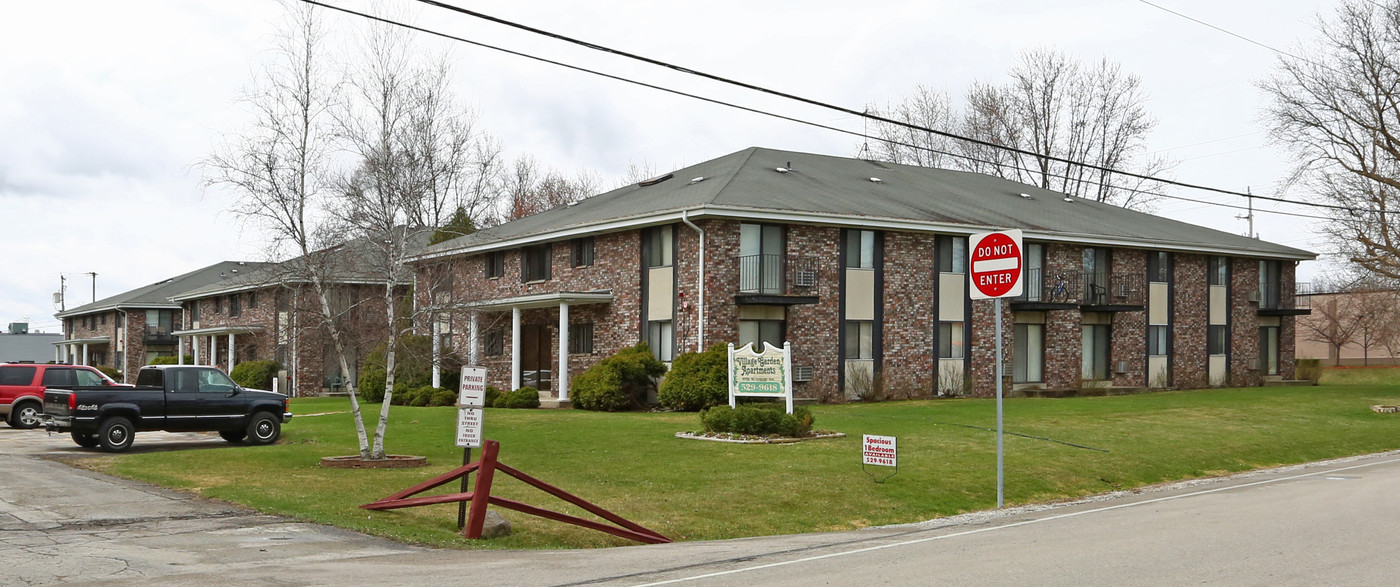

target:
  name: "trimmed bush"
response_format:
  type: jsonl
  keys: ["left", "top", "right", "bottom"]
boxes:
{"left": 658, "top": 343, "right": 728, "bottom": 411}
{"left": 357, "top": 334, "right": 464, "bottom": 404}
{"left": 429, "top": 387, "right": 458, "bottom": 407}
{"left": 485, "top": 385, "right": 502, "bottom": 407}
{"left": 1296, "top": 358, "right": 1322, "bottom": 383}
{"left": 572, "top": 343, "right": 667, "bottom": 411}
{"left": 700, "top": 403, "right": 815, "bottom": 437}
{"left": 494, "top": 387, "right": 541, "bottom": 409}
{"left": 147, "top": 355, "right": 194, "bottom": 366}
{"left": 94, "top": 365, "right": 121, "bottom": 381}
{"left": 231, "top": 360, "right": 280, "bottom": 390}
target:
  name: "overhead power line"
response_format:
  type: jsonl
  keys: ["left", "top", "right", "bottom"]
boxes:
{"left": 1135, "top": 1, "right": 1319, "bottom": 66}
{"left": 296, "top": 0, "right": 1358, "bottom": 221}
{"left": 407, "top": 0, "right": 1363, "bottom": 214}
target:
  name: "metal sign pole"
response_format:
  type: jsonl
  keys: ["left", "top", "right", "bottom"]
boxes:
{"left": 456, "top": 447, "right": 473, "bottom": 530}
{"left": 995, "top": 299, "right": 1004, "bottom": 509}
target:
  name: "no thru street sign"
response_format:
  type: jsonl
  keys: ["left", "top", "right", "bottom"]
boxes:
{"left": 969, "top": 229, "right": 1024, "bottom": 300}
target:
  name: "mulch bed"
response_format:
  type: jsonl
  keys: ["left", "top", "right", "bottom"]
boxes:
{"left": 674, "top": 431, "right": 846, "bottom": 444}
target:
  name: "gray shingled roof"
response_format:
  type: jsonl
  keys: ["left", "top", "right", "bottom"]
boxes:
{"left": 417, "top": 147, "right": 1314, "bottom": 261}
{"left": 54, "top": 261, "right": 272, "bottom": 319}
{"left": 171, "top": 227, "right": 434, "bottom": 301}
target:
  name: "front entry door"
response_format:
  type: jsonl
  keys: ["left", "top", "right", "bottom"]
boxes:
{"left": 520, "top": 325, "right": 552, "bottom": 391}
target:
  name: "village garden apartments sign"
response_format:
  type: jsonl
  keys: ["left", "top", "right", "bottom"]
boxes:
{"left": 727, "top": 341, "right": 794, "bottom": 414}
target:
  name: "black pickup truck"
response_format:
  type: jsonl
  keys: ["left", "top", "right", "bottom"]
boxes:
{"left": 44, "top": 365, "right": 292, "bottom": 452}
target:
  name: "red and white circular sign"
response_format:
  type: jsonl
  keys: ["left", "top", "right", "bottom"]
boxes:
{"left": 969, "top": 230, "right": 1024, "bottom": 300}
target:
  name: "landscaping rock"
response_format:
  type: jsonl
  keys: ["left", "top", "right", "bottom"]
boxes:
{"left": 480, "top": 510, "right": 512, "bottom": 539}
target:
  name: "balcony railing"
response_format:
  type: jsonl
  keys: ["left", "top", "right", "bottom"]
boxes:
{"left": 1013, "top": 269, "right": 1145, "bottom": 308}
{"left": 145, "top": 328, "right": 176, "bottom": 345}
{"left": 1258, "top": 282, "right": 1311, "bottom": 314}
{"left": 737, "top": 254, "right": 819, "bottom": 295}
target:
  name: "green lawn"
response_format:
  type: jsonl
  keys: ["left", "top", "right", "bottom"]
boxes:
{"left": 1319, "top": 365, "right": 1400, "bottom": 386}
{"left": 76, "top": 384, "right": 1400, "bottom": 550}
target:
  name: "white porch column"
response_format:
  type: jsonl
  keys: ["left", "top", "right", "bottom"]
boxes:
{"left": 82, "top": 343, "right": 89, "bottom": 366}
{"left": 177, "top": 337, "right": 186, "bottom": 365}
{"left": 431, "top": 319, "right": 442, "bottom": 389}
{"left": 227, "top": 333, "right": 236, "bottom": 372}
{"left": 193, "top": 335, "right": 201, "bottom": 366}
{"left": 558, "top": 303, "right": 569, "bottom": 401}
{"left": 511, "top": 307, "right": 522, "bottom": 391}
{"left": 54, "top": 345, "right": 61, "bottom": 363}
{"left": 468, "top": 311, "right": 480, "bottom": 367}
{"left": 208, "top": 336, "right": 216, "bottom": 366}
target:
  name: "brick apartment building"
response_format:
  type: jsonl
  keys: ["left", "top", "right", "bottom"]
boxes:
{"left": 53, "top": 262, "right": 269, "bottom": 381}
{"left": 411, "top": 147, "right": 1315, "bottom": 401}
{"left": 168, "top": 232, "right": 428, "bottom": 396}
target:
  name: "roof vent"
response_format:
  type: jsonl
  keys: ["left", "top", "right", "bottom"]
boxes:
{"left": 869, "top": 177, "right": 882, "bottom": 183}
{"left": 1063, "top": 197, "right": 1074, "bottom": 203}
{"left": 689, "top": 176, "right": 706, "bottom": 184}
{"left": 638, "top": 173, "right": 674, "bottom": 187}
{"left": 775, "top": 167, "right": 790, "bottom": 174}
{"left": 1019, "top": 193, "right": 1032, "bottom": 199}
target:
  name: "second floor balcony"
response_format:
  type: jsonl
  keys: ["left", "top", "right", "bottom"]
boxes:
{"left": 735, "top": 254, "right": 820, "bottom": 305}
{"left": 1012, "top": 269, "right": 1145, "bottom": 311}
{"left": 1258, "top": 281, "right": 1312, "bottom": 316}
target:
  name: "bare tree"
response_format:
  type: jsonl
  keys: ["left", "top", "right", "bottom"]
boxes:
{"left": 869, "top": 49, "right": 1172, "bottom": 209}
{"left": 503, "top": 155, "right": 600, "bottom": 220}
{"left": 1302, "top": 289, "right": 1362, "bottom": 365}
{"left": 201, "top": 1, "right": 376, "bottom": 454}
{"left": 1351, "top": 288, "right": 1400, "bottom": 366}
{"left": 1261, "top": 1, "right": 1400, "bottom": 281}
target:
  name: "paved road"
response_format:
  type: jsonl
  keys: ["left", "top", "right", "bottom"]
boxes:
{"left": 5, "top": 425, "right": 1400, "bottom": 586}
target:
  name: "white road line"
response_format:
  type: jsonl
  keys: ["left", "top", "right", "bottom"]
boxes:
{"left": 637, "top": 456, "right": 1400, "bottom": 586}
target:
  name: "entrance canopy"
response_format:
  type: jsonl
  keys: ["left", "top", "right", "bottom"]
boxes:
{"left": 466, "top": 290, "right": 613, "bottom": 311}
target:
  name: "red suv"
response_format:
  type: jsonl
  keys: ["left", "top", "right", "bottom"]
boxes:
{"left": 0, "top": 364, "right": 122, "bottom": 429}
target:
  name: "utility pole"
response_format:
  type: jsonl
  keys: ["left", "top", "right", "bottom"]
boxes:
{"left": 88, "top": 272, "right": 97, "bottom": 303}
{"left": 59, "top": 275, "right": 66, "bottom": 311}
{"left": 1236, "top": 187, "right": 1255, "bottom": 238}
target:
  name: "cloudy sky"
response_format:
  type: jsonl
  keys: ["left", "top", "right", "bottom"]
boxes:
{"left": 1, "top": 0, "right": 1338, "bottom": 333}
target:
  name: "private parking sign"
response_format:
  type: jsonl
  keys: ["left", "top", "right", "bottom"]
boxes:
{"left": 969, "top": 230, "right": 1024, "bottom": 300}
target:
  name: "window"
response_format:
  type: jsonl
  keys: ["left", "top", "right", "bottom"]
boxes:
{"left": 1147, "top": 251, "right": 1171, "bottom": 283}
{"left": 569, "top": 323, "right": 594, "bottom": 354}
{"left": 521, "top": 244, "right": 552, "bottom": 282}
{"left": 844, "top": 229, "right": 875, "bottom": 269}
{"left": 1209, "top": 256, "right": 1228, "bottom": 286}
{"left": 843, "top": 321, "right": 873, "bottom": 359}
{"left": 0, "top": 366, "right": 36, "bottom": 386}
{"left": 484, "top": 331, "right": 505, "bottom": 357}
{"left": 100, "top": 314, "right": 106, "bottom": 326}
{"left": 646, "top": 321, "right": 673, "bottom": 361}
{"left": 643, "top": 226, "right": 674, "bottom": 268}
{"left": 1148, "top": 325, "right": 1168, "bottom": 356}
{"left": 1259, "top": 326, "right": 1280, "bottom": 375}
{"left": 190, "top": 301, "right": 200, "bottom": 324}
{"left": 938, "top": 322, "right": 965, "bottom": 359}
{"left": 937, "top": 235, "right": 967, "bottom": 273}
{"left": 571, "top": 237, "right": 595, "bottom": 268}
{"left": 1013, "top": 323, "right": 1044, "bottom": 383}
{"left": 1259, "top": 260, "right": 1282, "bottom": 308}
{"left": 229, "top": 294, "right": 241, "bottom": 317}
{"left": 1083, "top": 247, "right": 1110, "bottom": 304}
{"left": 484, "top": 251, "right": 505, "bottom": 279}
{"left": 740, "top": 319, "right": 786, "bottom": 350}
{"left": 146, "top": 310, "right": 174, "bottom": 336}
{"left": 75, "top": 369, "right": 104, "bottom": 387}
{"left": 1082, "top": 323, "right": 1111, "bottom": 380}
{"left": 248, "top": 291, "right": 258, "bottom": 308}
{"left": 213, "top": 296, "right": 221, "bottom": 314}
{"left": 42, "top": 368, "right": 76, "bottom": 388}
{"left": 1208, "top": 325, "right": 1228, "bottom": 355}
{"left": 1023, "top": 243, "right": 1045, "bottom": 301}
{"left": 740, "top": 224, "right": 785, "bottom": 294}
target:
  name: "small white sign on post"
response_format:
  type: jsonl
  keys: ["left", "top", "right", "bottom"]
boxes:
{"left": 456, "top": 366, "right": 487, "bottom": 448}
{"left": 728, "top": 341, "right": 794, "bottom": 414}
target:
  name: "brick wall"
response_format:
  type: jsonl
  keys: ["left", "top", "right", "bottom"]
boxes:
{"left": 881, "top": 231, "right": 936, "bottom": 396}
{"left": 1111, "top": 249, "right": 1147, "bottom": 388}
{"left": 1230, "top": 258, "right": 1262, "bottom": 387}
{"left": 1172, "top": 254, "right": 1209, "bottom": 388}
{"left": 785, "top": 224, "right": 842, "bottom": 397}
{"left": 1041, "top": 243, "right": 1084, "bottom": 390}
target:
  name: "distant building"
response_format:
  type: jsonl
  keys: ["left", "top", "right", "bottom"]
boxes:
{"left": 0, "top": 322, "right": 62, "bottom": 363}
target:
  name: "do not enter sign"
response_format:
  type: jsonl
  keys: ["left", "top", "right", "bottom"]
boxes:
{"left": 969, "top": 229, "right": 1024, "bottom": 300}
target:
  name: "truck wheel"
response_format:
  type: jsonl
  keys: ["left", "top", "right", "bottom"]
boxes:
{"left": 246, "top": 413, "right": 281, "bottom": 445}
{"left": 8, "top": 400, "right": 43, "bottom": 429}
{"left": 98, "top": 417, "right": 135, "bottom": 452}
{"left": 219, "top": 429, "right": 247, "bottom": 443}
{"left": 71, "top": 431, "right": 100, "bottom": 448}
